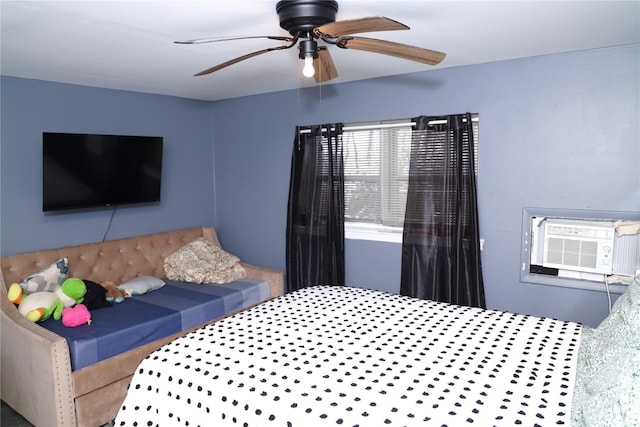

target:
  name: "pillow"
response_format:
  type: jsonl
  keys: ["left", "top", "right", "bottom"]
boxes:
{"left": 118, "top": 276, "right": 166, "bottom": 295}
{"left": 163, "top": 238, "right": 246, "bottom": 284}
{"left": 19, "top": 257, "right": 68, "bottom": 293}
{"left": 571, "top": 274, "right": 640, "bottom": 426}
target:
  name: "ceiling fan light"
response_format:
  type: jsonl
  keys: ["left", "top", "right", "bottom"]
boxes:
{"left": 303, "top": 56, "right": 315, "bottom": 78}
{"left": 299, "top": 38, "right": 318, "bottom": 79}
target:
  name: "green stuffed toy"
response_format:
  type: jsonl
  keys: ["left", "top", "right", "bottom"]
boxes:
{"left": 8, "top": 278, "right": 86, "bottom": 322}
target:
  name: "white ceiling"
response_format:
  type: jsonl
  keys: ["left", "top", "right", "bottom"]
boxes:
{"left": 1, "top": 1, "right": 638, "bottom": 101}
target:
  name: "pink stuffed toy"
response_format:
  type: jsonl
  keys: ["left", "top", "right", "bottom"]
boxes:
{"left": 61, "top": 304, "right": 92, "bottom": 327}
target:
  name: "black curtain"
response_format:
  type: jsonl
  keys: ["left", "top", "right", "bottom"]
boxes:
{"left": 400, "top": 114, "right": 485, "bottom": 308}
{"left": 285, "top": 124, "right": 345, "bottom": 293}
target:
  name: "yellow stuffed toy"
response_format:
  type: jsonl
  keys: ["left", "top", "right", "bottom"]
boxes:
{"left": 8, "top": 278, "right": 86, "bottom": 322}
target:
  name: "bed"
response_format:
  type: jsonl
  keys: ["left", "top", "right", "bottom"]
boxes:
{"left": 39, "top": 278, "right": 271, "bottom": 371}
{"left": 114, "top": 278, "right": 640, "bottom": 426}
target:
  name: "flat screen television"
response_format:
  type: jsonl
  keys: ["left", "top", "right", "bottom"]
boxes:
{"left": 43, "top": 132, "right": 163, "bottom": 212}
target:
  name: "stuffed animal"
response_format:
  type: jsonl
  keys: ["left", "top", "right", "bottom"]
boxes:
{"left": 61, "top": 304, "right": 92, "bottom": 327}
{"left": 100, "top": 280, "right": 129, "bottom": 304}
{"left": 8, "top": 277, "right": 86, "bottom": 322}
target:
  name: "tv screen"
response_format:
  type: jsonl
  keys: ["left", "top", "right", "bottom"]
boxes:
{"left": 43, "top": 132, "right": 163, "bottom": 212}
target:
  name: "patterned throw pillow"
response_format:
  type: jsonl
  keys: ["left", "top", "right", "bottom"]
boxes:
{"left": 20, "top": 257, "right": 69, "bottom": 293}
{"left": 164, "top": 238, "right": 246, "bottom": 284}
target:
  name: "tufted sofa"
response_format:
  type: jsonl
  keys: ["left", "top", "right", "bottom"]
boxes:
{"left": 0, "top": 226, "right": 284, "bottom": 427}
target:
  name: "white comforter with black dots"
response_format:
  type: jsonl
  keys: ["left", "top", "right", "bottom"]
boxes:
{"left": 114, "top": 285, "right": 582, "bottom": 427}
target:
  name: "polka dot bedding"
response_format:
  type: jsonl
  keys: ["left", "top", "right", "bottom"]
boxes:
{"left": 115, "top": 285, "right": 582, "bottom": 427}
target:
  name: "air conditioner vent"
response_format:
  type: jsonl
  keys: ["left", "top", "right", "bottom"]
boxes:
{"left": 542, "top": 220, "right": 615, "bottom": 274}
{"left": 545, "top": 237, "right": 599, "bottom": 270}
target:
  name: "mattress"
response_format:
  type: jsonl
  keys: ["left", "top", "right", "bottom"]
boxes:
{"left": 40, "top": 278, "right": 271, "bottom": 371}
{"left": 115, "top": 285, "right": 583, "bottom": 426}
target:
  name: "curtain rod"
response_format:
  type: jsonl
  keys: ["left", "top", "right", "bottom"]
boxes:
{"left": 344, "top": 122, "right": 414, "bottom": 131}
{"left": 299, "top": 117, "right": 478, "bottom": 133}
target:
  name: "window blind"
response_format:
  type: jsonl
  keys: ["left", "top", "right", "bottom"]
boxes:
{"left": 343, "top": 116, "right": 478, "bottom": 230}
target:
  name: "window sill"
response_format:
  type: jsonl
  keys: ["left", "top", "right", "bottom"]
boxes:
{"left": 345, "top": 223, "right": 403, "bottom": 243}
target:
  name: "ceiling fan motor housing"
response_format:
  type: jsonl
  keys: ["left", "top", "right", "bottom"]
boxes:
{"left": 276, "top": 0, "right": 338, "bottom": 36}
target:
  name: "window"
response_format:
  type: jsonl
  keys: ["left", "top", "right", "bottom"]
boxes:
{"left": 343, "top": 116, "right": 479, "bottom": 242}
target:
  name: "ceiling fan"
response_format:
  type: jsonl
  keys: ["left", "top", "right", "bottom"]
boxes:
{"left": 175, "top": 0, "right": 446, "bottom": 83}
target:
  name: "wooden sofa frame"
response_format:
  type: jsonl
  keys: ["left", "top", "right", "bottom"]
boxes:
{"left": 0, "top": 226, "right": 284, "bottom": 427}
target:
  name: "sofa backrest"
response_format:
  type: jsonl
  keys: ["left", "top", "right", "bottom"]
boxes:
{"left": 1, "top": 226, "right": 221, "bottom": 290}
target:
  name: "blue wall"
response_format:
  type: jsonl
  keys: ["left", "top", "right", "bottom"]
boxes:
{"left": 1, "top": 44, "right": 638, "bottom": 327}
{"left": 0, "top": 77, "right": 216, "bottom": 253}
{"left": 210, "top": 44, "right": 639, "bottom": 327}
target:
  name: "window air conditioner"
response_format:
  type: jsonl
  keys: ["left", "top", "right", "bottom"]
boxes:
{"left": 540, "top": 219, "right": 638, "bottom": 276}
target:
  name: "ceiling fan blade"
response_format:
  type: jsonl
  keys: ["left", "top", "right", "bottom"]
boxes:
{"left": 313, "top": 47, "right": 338, "bottom": 83}
{"left": 337, "top": 36, "right": 446, "bottom": 66}
{"left": 194, "top": 45, "right": 290, "bottom": 76}
{"left": 175, "top": 35, "right": 292, "bottom": 44}
{"left": 314, "top": 16, "right": 408, "bottom": 39}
